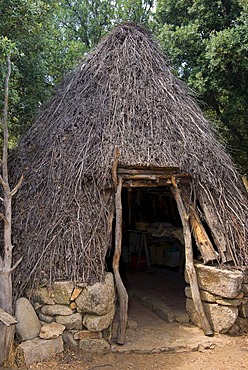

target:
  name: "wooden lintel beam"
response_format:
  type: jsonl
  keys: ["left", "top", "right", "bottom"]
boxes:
{"left": 122, "top": 179, "right": 172, "bottom": 188}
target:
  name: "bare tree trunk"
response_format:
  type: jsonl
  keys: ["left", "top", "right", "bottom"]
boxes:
{"left": 0, "top": 273, "right": 15, "bottom": 365}
{"left": 0, "top": 55, "right": 22, "bottom": 366}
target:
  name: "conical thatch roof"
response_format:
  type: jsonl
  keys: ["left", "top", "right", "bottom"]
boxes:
{"left": 10, "top": 23, "right": 248, "bottom": 296}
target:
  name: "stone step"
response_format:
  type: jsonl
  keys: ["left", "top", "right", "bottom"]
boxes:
{"left": 130, "top": 289, "right": 189, "bottom": 324}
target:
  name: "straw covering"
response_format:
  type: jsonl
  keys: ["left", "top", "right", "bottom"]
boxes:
{"left": 8, "top": 23, "right": 248, "bottom": 297}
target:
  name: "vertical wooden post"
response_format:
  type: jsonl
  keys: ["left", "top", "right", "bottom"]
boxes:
{"left": 113, "top": 176, "right": 128, "bottom": 344}
{"left": 171, "top": 177, "right": 213, "bottom": 336}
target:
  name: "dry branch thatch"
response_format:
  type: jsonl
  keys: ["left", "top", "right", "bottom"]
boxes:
{"left": 8, "top": 22, "right": 248, "bottom": 297}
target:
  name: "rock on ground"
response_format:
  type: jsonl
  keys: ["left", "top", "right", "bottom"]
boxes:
{"left": 186, "top": 298, "right": 238, "bottom": 333}
{"left": 18, "top": 336, "right": 63, "bottom": 365}
{"left": 15, "top": 297, "right": 41, "bottom": 341}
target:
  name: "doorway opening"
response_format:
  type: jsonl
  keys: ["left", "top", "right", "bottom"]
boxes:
{"left": 109, "top": 166, "right": 201, "bottom": 344}
{"left": 121, "top": 185, "right": 191, "bottom": 323}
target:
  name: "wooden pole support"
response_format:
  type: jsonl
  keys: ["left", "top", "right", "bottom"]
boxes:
{"left": 113, "top": 176, "right": 128, "bottom": 344}
{"left": 171, "top": 177, "right": 213, "bottom": 336}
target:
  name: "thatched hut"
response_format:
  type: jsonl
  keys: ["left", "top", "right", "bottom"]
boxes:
{"left": 10, "top": 23, "right": 248, "bottom": 341}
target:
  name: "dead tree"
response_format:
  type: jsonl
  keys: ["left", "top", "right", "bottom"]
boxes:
{"left": 0, "top": 55, "right": 23, "bottom": 366}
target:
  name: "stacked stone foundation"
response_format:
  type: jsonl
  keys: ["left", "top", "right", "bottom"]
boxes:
{"left": 15, "top": 272, "right": 115, "bottom": 365}
{"left": 185, "top": 262, "right": 248, "bottom": 334}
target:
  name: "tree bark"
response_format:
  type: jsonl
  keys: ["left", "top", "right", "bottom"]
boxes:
{"left": 0, "top": 55, "right": 22, "bottom": 366}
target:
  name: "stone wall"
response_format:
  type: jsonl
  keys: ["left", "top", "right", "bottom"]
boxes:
{"left": 15, "top": 273, "right": 115, "bottom": 365}
{"left": 185, "top": 262, "right": 248, "bottom": 334}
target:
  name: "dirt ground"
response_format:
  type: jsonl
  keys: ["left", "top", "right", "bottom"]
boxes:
{"left": 25, "top": 335, "right": 248, "bottom": 370}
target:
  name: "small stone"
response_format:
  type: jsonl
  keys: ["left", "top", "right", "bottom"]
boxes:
{"left": 17, "top": 336, "right": 63, "bottom": 366}
{"left": 56, "top": 312, "right": 82, "bottom": 330}
{"left": 74, "top": 330, "right": 102, "bottom": 340}
{"left": 26, "top": 287, "right": 55, "bottom": 305}
{"left": 175, "top": 313, "right": 190, "bottom": 324}
{"left": 15, "top": 297, "right": 41, "bottom": 341}
{"left": 234, "top": 291, "right": 244, "bottom": 299}
{"left": 39, "top": 322, "right": 65, "bottom": 339}
{"left": 243, "top": 270, "right": 248, "bottom": 284}
{"left": 33, "top": 302, "right": 43, "bottom": 310}
{"left": 79, "top": 338, "right": 110, "bottom": 358}
{"left": 236, "top": 317, "right": 248, "bottom": 332}
{"left": 41, "top": 304, "right": 73, "bottom": 316}
{"left": 38, "top": 312, "right": 54, "bottom": 324}
{"left": 127, "top": 319, "right": 138, "bottom": 330}
{"left": 70, "top": 288, "right": 83, "bottom": 301}
{"left": 70, "top": 302, "right": 77, "bottom": 310}
{"left": 62, "top": 331, "right": 78, "bottom": 350}
{"left": 239, "top": 297, "right": 248, "bottom": 317}
{"left": 51, "top": 281, "right": 74, "bottom": 305}
{"left": 242, "top": 284, "right": 248, "bottom": 295}
{"left": 77, "top": 283, "right": 87, "bottom": 288}
{"left": 228, "top": 324, "right": 240, "bottom": 335}
{"left": 83, "top": 307, "right": 115, "bottom": 332}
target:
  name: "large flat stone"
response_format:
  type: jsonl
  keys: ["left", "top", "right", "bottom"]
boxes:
{"left": 55, "top": 312, "right": 82, "bottom": 330}
{"left": 26, "top": 287, "right": 55, "bottom": 305}
{"left": 83, "top": 307, "right": 115, "bottom": 331}
{"left": 187, "top": 262, "right": 243, "bottom": 299}
{"left": 51, "top": 281, "right": 74, "bottom": 304}
{"left": 185, "top": 286, "right": 216, "bottom": 303}
{"left": 79, "top": 338, "right": 110, "bottom": 358}
{"left": 215, "top": 297, "right": 241, "bottom": 306}
{"left": 186, "top": 298, "right": 238, "bottom": 333}
{"left": 75, "top": 273, "right": 115, "bottom": 315}
{"left": 15, "top": 297, "right": 41, "bottom": 341}
{"left": 18, "top": 336, "right": 63, "bottom": 365}
{"left": 41, "top": 304, "right": 74, "bottom": 316}
{"left": 39, "top": 322, "right": 65, "bottom": 339}
{"left": 74, "top": 330, "right": 102, "bottom": 340}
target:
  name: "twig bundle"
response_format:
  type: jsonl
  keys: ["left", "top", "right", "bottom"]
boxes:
{"left": 8, "top": 23, "right": 248, "bottom": 297}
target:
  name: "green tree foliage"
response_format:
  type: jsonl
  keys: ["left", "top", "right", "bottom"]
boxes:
{"left": 0, "top": 0, "right": 155, "bottom": 142}
{"left": 0, "top": 0, "right": 58, "bottom": 140}
{"left": 156, "top": 0, "right": 248, "bottom": 173}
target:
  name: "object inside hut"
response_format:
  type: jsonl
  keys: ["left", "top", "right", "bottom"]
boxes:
{"left": 121, "top": 187, "right": 199, "bottom": 272}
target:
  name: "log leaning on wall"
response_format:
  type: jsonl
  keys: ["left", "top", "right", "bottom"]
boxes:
{"left": 189, "top": 206, "right": 218, "bottom": 264}
{"left": 171, "top": 177, "right": 213, "bottom": 336}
